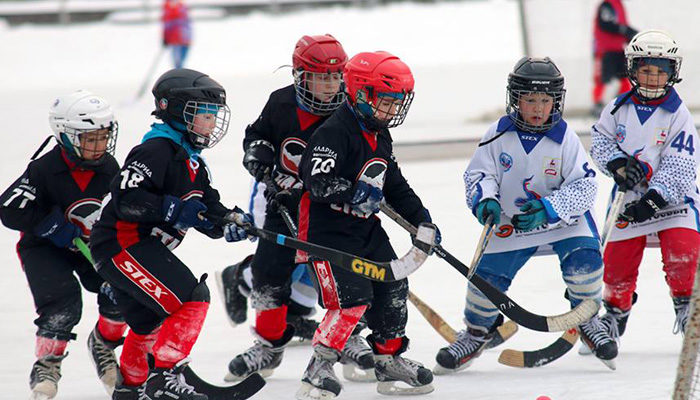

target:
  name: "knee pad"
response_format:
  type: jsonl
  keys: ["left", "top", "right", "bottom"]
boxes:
{"left": 35, "top": 300, "right": 82, "bottom": 341}
{"left": 190, "top": 274, "right": 211, "bottom": 303}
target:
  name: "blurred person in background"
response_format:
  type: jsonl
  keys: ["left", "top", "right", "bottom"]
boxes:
{"left": 162, "top": 0, "right": 192, "bottom": 69}
{"left": 592, "top": 0, "right": 638, "bottom": 116}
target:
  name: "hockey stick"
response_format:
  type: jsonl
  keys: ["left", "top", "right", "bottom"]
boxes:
{"left": 209, "top": 211, "right": 437, "bottom": 282}
{"left": 496, "top": 188, "right": 628, "bottom": 366}
{"left": 73, "top": 238, "right": 267, "bottom": 398}
{"left": 467, "top": 214, "right": 495, "bottom": 280}
{"left": 123, "top": 45, "right": 167, "bottom": 106}
{"left": 379, "top": 203, "right": 599, "bottom": 332}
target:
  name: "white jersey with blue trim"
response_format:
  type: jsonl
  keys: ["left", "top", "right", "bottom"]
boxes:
{"left": 591, "top": 89, "right": 700, "bottom": 242}
{"left": 464, "top": 116, "right": 599, "bottom": 254}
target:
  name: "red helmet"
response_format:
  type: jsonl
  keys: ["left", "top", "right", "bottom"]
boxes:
{"left": 292, "top": 34, "right": 347, "bottom": 73}
{"left": 344, "top": 51, "right": 415, "bottom": 130}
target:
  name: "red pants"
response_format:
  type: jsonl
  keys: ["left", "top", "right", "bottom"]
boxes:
{"left": 603, "top": 228, "right": 700, "bottom": 310}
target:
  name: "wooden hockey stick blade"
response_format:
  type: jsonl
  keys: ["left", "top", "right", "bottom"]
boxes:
{"left": 498, "top": 328, "right": 579, "bottom": 368}
{"left": 379, "top": 203, "right": 599, "bottom": 332}
{"left": 467, "top": 215, "right": 495, "bottom": 280}
{"left": 214, "top": 211, "right": 437, "bottom": 282}
{"left": 601, "top": 189, "right": 626, "bottom": 250}
{"left": 183, "top": 367, "right": 265, "bottom": 400}
{"left": 486, "top": 320, "right": 519, "bottom": 349}
{"left": 408, "top": 290, "right": 457, "bottom": 343}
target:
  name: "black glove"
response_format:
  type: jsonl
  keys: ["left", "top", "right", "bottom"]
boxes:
{"left": 621, "top": 190, "right": 667, "bottom": 223}
{"left": 269, "top": 188, "right": 303, "bottom": 213}
{"left": 243, "top": 140, "right": 275, "bottom": 182}
{"left": 606, "top": 156, "right": 646, "bottom": 191}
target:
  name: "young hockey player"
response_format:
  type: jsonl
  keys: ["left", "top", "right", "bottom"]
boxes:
{"left": 89, "top": 68, "right": 251, "bottom": 400}
{"left": 0, "top": 90, "right": 125, "bottom": 399}
{"left": 440, "top": 56, "right": 618, "bottom": 373}
{"left": 590, "top": 30, "right": 700, "bottom": 348}
{"left": 295, "top": 51, "right": 438, "bottom": 399}
{"left": 223, "top": 34, "right": 376, "bottom": 384}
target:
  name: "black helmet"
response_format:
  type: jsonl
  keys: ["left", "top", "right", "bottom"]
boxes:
{"left": 152, "top": 68, "right": 231, "bottom": 149}
{"left": 506, "top": 57, "right": 566, "bottom": 133}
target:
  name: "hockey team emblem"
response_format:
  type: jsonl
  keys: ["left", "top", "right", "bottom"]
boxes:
{"left": 514, "top": 176, "right": 542, "bottom": 208}
{"left": 543, "top": 157, "right": 561, "bottom": 178}
{"left": 615, "top": 124, "right": 626, "bottom": 143}
{"left": 357, "top": 158, "right": 388, "bottom": 189}
{"left": 280, "top": 137, "right": 307, "bottom": 175}
{"left": 65, "top": 198, "right": 103, "bottom": 237}
{"left": 499, "top": 152, "right": 513, "bottom": 172}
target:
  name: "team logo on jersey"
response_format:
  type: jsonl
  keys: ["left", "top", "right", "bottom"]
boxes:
{"left": 514, "top": 176, "right": 542, "bottom": 208}
{"left": 66, "top": 198, "right": 102, "bottom": 237}
{"left": 655, "top": 128, "right": 668, "bottom": 145}
{"left": 495, "top": 224, "right": 514, "bottom": 238}
{"left": 615, "top": 124, "right": 626, "bottom": 143}
{"left": 499, "top": 152, "right": 513, "bottom": 172}
{"left": 280, "top": 137, "right": 307, "bottom": 176}
{"left": 543, "top": 157, "right": 561, "bottom": 178}
{"left": 357, "top": 158, "right": 388, "bottom": 189}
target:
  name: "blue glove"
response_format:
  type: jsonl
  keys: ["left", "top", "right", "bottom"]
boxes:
{"left": 475, "top": 199, "right": 501, "bottom": 226}
{"left": 33, "top": 206, "right": 82, "bottom": 248}
{"left": 224, "top": 209, "right": 255, "bottom": 242}
{"left": 162, "top": 195, "right": 214, "bottom": 231}
{"left": 350, "top": 181, "right": 383, "bottom": 214}
{"left": 511, "top": 200, "right": 548, "bottom": 232}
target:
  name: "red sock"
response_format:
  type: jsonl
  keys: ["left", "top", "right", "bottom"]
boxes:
{"left": 374, "top": 337, "right": 403, "bottom": 355}
{"left": 153, "top": 301, "right": 209, "bottom": 370}
{"left": 312, "top": 305, "right": 366, "bottom": 352}
{"left": 255, "top": 305, "right": 288, "bottom": 342}
{"left": 97, "top": 315, "right": 127, "bottom": 342}
{"left": 35, "top": 336, "right": 68, "bottom": 358}
{"left": 120, "top": 328, "right": 159, "bottom": 386}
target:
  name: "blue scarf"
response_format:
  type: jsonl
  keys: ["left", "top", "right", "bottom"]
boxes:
{"left": 142, "top": 122, "right": 201, "bottom": 161}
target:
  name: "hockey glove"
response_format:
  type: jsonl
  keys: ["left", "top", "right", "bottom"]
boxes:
{"left": 224, "top": 208, "right": 255, "bottom": 242}
{"left": 269, "top": 188, "right": 303, "bottom": 213}
{"left": 350, "top": 181, "right": 383, "bottom": 214}
{"left": 606, "top": 156, "right": 646, "bottom": 191}
{"left": 243, "top": 140, "right": 275, "bottom": 182}
{"left": 620, "top": 190, "right": 667, "bottom": 223}
{"left": 162, "top": 195, "right": 214, "bottom": 231}
{"left": 512, "top": 200, "right": 548, "bottom": 232}
{"left": 421, "top": 208, "right": 442, "bottom": 245}
{"left": 33, "top": 206, "right": 82, "bottom": 248}
{"left": 475, "top": 199, "right": 501, "bottom": 226}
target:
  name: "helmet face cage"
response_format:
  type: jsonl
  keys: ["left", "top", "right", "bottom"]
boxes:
{"left": 506, "top": 88, "right": 566, "bottom": 133}
{"left": 60, "top": 121, "right": 119, "bottom": 162}
{"left": 182, "top": 100, "right": 230, "bottom": 149}
{"left": 293, "top": 69, "right": 346, "bottom": 116}
{"left": 627, "top": 56, "right": 681, "bottom": 99}
{"left": 354, "top": 89, "right": 415, "bottom": 131}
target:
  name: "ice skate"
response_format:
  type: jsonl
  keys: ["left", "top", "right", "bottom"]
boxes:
{"left": 578, "top": 315, "right": 618, "bottom": 370}
{"left": 295, "top": 345, "right": 342, "bottom": 400}
{"left": 87, "top": 324, "right": 123, "bottom": 396}
{"left": 434, "top": 328, "right": 491, "bottom": 375}
{"left": 143, "top": 358, "right": 206, "bottom": 400}
{"left": 339, "top": 334, "right": 376, "bottom": 382}
{"left": 215, "top": 256, "right": 252, "bottom": 327}
{"left": 29, "top": 354, "right": 66, "bottom": 400}
{"left": 225, "top": 326, "right": 294, "bottom": 382}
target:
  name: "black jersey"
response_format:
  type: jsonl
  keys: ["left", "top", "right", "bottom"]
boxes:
{"left": 90, "top": 137, "right": 228, "bottom": 259}
{"left": 0, "top": 144, "right": 119, "bottom": 249}
{"left": 298, "top": 104, "right": 428, "bottom": 252}
{"left": 244, "top": 85, "right": 328, "bottom": 191}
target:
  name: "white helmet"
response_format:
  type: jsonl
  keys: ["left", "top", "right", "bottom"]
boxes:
{"left": 48, "top": 90, "right": 118, "bottom": 163}
{"left": 624, "top": 29, "right": 682, "bottom": 99}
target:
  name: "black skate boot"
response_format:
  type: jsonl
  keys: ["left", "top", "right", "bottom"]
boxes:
{"left": 295, "top": 344, "right": 343, "bottom": 400}
{"left": 215, "top": 255, "right": 253, "bottom": 327}
{"left": 286, "top": 313, "right": 319, "bottom": 345}
{"left": 673, "top": 296, "right": 691, "bottom": 335}
{"left": 368, "top": 335, "right": 434, "bottom": 395}
{"left": 225, "top": 325, "right": 295, "bottom": 382}
{"left": 434, "top": 327, "right": 492, "bottom": 375}
{"left": 29, "top": 354, "right": 67, "bottom": 400}
{"left": 339, "top": 334, "right": 376, "bottom": 382}
{"left": 581, "top": 293, "right": 636, "bottom": 355}
{"left": 578, "top": 315, "right": 618, "bottom": 370}
{"left": 88, "top": 324, "right": 124, "bottom": 396}
{"left": 143, "top": 358, "right": 206, "bottom": 400}
{"left": 112, "top": 377, "right": 149, "bottom": 400}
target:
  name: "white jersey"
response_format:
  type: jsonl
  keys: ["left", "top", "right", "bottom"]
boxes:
{"left": 590, "top": 89, "right": 700, "bottom": 242}
{"left": 465, "top": 116, "right": 599, "bottom": 254}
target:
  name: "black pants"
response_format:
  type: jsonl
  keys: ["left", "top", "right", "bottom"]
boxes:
{"left": 20, "top": 244, "right": 119, "bottom": 341}
{"left": 94, "top": 238, "right": 199, "bottom": 335}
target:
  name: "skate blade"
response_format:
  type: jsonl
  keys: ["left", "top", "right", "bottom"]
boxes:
{"left": 342, "top": 363, "right": 377, "bottom": 382}
{"left": 598, "top": 357, "right": 617, "bottom": 371}
{"left": 578, "top": 342, "right": 593, "bottom": 355}
{"left": 215, "top": 270, "right": 242, "bottom": 328}
{"left": 432, "top": 359, "right": 472, "bottom": 376}
{"left": 287, "top": 339, "right": 313, "bottom": 347}
{"left": 224, "top": 368, "right": 274, "bottom": 383}
{"left": 29, "top": 391, "right": 52, "bottom": 400}
{"left": 377, "top": 381, "right": 434, "bottom": 396}
{"left": 295, "top": 382, "right": 339, "bottom": 400}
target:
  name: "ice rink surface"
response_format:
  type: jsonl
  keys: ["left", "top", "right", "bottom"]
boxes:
{"left": 1, "top": 1, "right": 698, "bottom": 398}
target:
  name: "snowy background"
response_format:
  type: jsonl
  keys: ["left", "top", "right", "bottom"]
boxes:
{"left": 1, "top": 0, "right": 698, "bottom": 399}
